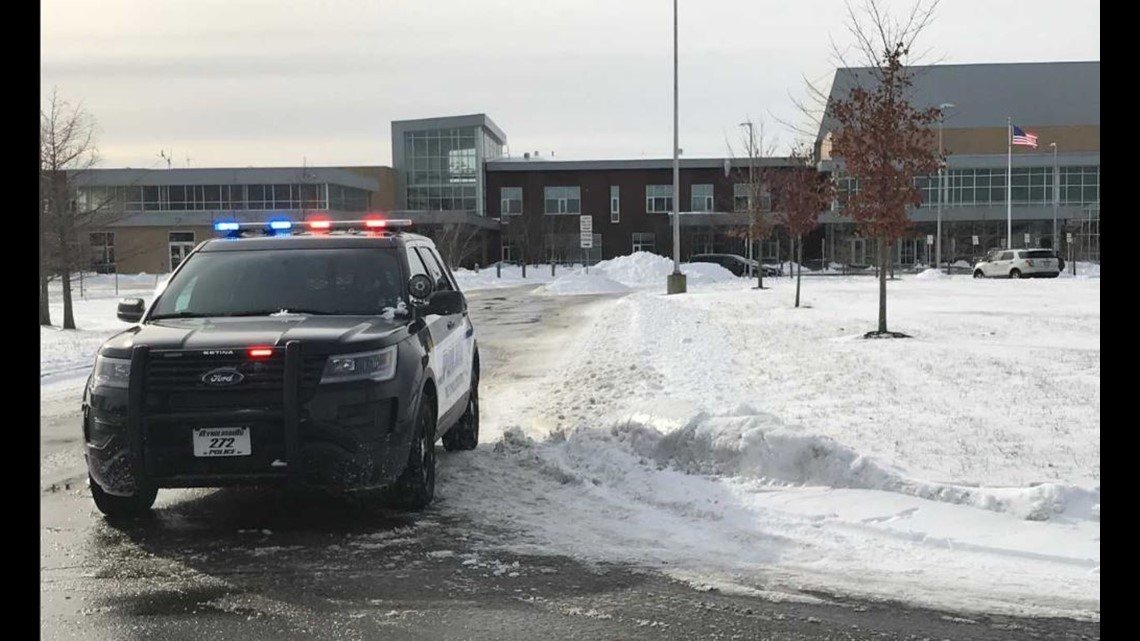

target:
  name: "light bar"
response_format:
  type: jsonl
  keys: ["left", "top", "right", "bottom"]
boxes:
{"left": 268, "top": 220, "right": 293, "bottom": 231}
{"left": 308, "top": 218, "right": 331, "bottom": 230}
{"left": 213, "top": 221, "right": 240, "bottom": 232}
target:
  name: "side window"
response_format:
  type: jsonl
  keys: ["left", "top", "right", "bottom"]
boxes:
{"left": 415, "top": 247, "right": 453, "bottom": 292}
{"left": 1000, "top": 252, "right": 1014, "bottom": 261}
{"left": 406, "top": 246, "right": 430, "bottom": 278}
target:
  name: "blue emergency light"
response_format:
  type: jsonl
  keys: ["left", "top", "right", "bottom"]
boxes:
{"left": 213, "top": 221, "right": 240, "bottom": 232}
{"left": 268, "top": 219, "right": 293, "bottom": 231}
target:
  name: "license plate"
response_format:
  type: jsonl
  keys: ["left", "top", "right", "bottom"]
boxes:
{"left": 193, "top": 427, "right": 252, "bottom": 457}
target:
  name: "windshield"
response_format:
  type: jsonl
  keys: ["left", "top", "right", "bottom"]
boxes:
{"left": 150, "top": 248, "right": 404, "bottom": 318}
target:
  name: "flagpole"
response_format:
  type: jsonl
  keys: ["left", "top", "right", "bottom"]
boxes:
{"left": 1007, "top": 117, "right": 1012, "bottom": 249}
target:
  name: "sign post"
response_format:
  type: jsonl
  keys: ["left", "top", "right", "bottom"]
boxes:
{"left": 1024, "top": 232, "right": 1031, "bottom": 247}
{"left": 579, "top": 215, "right": 593, "bottom": 273}
{"left": 926, "top": 234, "right": 934, "bottom": 267}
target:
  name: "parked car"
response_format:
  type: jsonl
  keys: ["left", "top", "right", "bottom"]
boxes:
{"left": 690, "top": 253, "right": 781, "bottom": 277}
{"left": 973, "top": 248, "right": 1061, "bottom": 279}
{"left": 83, "top": 219, "right": 480, "bottom": 516}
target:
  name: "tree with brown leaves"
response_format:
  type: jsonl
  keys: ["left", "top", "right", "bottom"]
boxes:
{"left": 827, "top": 0, "right": 942, "bottom": 337}
{"left": 772, "top": 144, "right": 836, "bottom": 308}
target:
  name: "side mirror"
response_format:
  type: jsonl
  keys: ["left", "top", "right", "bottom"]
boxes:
{"left": 420, "top": 290, "right": 465, "bottom": 317}
{"left": 408, "top": 274, "right": 435, "bottom": 301}
{"left": 117, "top": 298, "right": 145, "bottom": 323}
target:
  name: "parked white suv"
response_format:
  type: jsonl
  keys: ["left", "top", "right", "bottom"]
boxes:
{"left": 973, "top": 249, "right": 1061, "bottom": 279}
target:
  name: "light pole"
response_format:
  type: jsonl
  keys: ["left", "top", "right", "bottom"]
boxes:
{"left": 666, "top": 0, "right": 687, "bottom": 294}
{"left": 739, "top": 120, "right": 754, "bottom": 277}
{"left": 936, "top": 102, "right": 954, "bottom": 272}
{"left": 1050, "top": 141, "right": 1058, "bottom": 251}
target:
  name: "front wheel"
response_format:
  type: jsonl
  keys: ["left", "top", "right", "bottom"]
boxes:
{"left": 1010, "top": 269, "right": 1022, "bottom": 279}
{"left": 973, "top": 270, "right": 985, "bottom": 279}
{"left": 442, "top": 373, "right": 479, "bottom": 452}
{"left": 392, "top": 395, "right": 436, "bottom": 510}
{"left": 89, "top": 476, "right": 157, "bottom": 518}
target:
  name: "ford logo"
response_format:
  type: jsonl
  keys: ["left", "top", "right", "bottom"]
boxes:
{"left": 202, "top": 368, "right": 245, "bottom": 387}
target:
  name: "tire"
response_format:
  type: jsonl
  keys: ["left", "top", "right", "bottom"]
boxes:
{"left": 1010, "top": 269, "right": 1022, "bottom": 279}
{"left": 973, "top": 270, "right": 985, "bottom": 279}
{"left": 89, "top": 475, "right": 157, "bottom": 518}
{"left": 442, "top": 369, "right": 479, "bottom": 452}
{"left": 393, "top": 393, "right": 436, "bottom": 510}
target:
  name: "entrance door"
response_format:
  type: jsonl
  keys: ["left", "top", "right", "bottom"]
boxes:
{"left": 850, "top": 238, "right": 866, "bottom": 266}
{"left": 168, "top": 231, "right": 196, "bottom": 271}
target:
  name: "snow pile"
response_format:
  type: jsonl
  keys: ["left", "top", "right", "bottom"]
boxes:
{"left": 1057, "top": 262, "right": 1100, "bottom": 279}
{"left": 588, "top": 252, "right": 737, "bottom": 287}
{"left": 594, "top": 408, "right": 1099, "bottom": 522}
{"left": 453, "top": 264, "right": 556, "bottom": 291}
{"left": 914, "top": 268, "right": 950, "bottom": 280}
{"left": 536, "top": 273, "right": 632, "bottom": 296}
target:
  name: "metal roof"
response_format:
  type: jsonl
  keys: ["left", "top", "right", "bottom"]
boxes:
{"left": 818, "top": 61, "right": 1100, "bottom": 142}
{"left": 391, "top": 113, "right": 507, "bottom": 144}
{"left": 486, "top": 157, "right": 796, "bottom": 172}
{"left": 72, "top": 166, "right": 381, "bottom": 191}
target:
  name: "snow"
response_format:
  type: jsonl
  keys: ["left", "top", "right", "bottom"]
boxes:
{"left": 40, "top": 273, "right": 167, "bottom": 389}
{"left": 452, "top": 264, "right": 557, "bottom": 291}
{"left": 443, "top": 270, "right": 1100, "bottom": 620}
{"left": 536, "top": 273, "right": 631, "bottom": 296}
{"left": 588, "top": 251, "right": 737, "bottom": 287}
{"left": 41, "top": 263, "right": 1101, "bottom": 619}
{"left": 914, "top": 268, "right": 949, "bottom": 280}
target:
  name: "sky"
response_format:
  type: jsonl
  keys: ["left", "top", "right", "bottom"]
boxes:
{"left": 41, "top": 0, "right": 1099, "bottom": 169}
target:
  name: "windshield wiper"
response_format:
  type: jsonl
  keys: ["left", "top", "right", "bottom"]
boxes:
{"left": 148, "top": 311, "right": 215, "bottom": 320}
{"left": 224, "top": 309, "right": 337, "bottom": 317}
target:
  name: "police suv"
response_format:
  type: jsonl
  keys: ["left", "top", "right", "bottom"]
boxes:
{"left": 83, "top": 217, "right": 479, "bottom": 516}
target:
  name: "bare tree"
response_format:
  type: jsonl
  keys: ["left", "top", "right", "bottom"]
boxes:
{"left": 503, "top": 207, "right": 545, "bottom": 278}
{"left": 771, "top": 143, "right": 836, "bottom": 308}
{"left": 40, "top": 88, "right": 104, "bottom": 329}
{"left": 826, "top": 0, "right": 942, "bottom": 337}
{"left": 724, "top": 119, "right": 779, "bottom": 289}
{"left": 432, "top": 223, "right": 483, "bottom": 269}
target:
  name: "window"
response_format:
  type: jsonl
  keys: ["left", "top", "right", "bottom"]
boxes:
{"left": 544, "top": 186, "right": 581, "bottom": 214}
{"left": 733, "top": 183, "right": 750, "bottom": 212}
{"left": 414, "top": 247, "right": 454, "bottom": 291}
{"left": 999, "top": 252, "right": 1014, "bottom": 261}
{"left": 610, "top": 186, "right": 620, "bottom": 223}
{"left": 169, "top": 231, "right": 196, "bottom": 243}
{"left": 632, "top": 232, "right": 655, "bottom": 253}
{"left": 89, "top": 232, "right": 115, "bottom": 270}
{"left": 691, "top": 184, "right": 714, "bottom": 212}
{"left": 646, "top": 185, "right": 673, "bottom": 213}
{"left": 501, "top": 187, "right": 523, "bottom": 215}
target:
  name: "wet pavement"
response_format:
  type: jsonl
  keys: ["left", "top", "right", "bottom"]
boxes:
{"left": 40, "top": 285, "right": 1100, "bottom": 640}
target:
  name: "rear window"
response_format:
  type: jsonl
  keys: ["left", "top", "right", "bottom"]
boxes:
{"left": 1023, "top": 250, "right": 1055, "bottom": 259}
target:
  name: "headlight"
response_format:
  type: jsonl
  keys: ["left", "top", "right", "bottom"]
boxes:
{"left": 93, "top": 355, "right": 131, "bottom": 389}
{"left": 320, "top": 347, "right": 397, "bottom": 384}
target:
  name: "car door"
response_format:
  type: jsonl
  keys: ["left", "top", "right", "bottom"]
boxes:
{"left": 413, "top": 246, "right": 471, "bottom": 422}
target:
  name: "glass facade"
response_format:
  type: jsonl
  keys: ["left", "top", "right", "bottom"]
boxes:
{"left": 76, "top": 183, "right": 369, "bottom": 213}
{"left": 837, "top": 165, "right": 1100, "bottom": 209}
{"left": 403, "top": 125, "right": 503, "bottom": 216}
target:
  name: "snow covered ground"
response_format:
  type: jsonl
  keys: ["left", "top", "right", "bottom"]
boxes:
{"left": 40, "top": 258, "right": 1100, "bottom": 619}
{"left": 445, "top": 257, "right": 1100, "bottom": 620}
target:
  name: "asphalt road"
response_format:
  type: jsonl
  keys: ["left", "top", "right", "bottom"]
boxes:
{"left": 40, "top": 285, "right": 1100, "bottom": 641}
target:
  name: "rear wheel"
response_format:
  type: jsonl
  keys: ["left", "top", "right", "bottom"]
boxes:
{"left": 1010, "top": 269, "right": 1022, "bottom": 279}
{"left": 442, "top": 370, "right": 479, "bottom": 452}
{"left": 393, "top": 395, "right": 436, "bottom": 510}
{"left": 89, "top": 476, "right": 157, "bottom": 518}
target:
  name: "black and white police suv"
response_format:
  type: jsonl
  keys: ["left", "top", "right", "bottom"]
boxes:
{"left": 83, "top": 217, "right": 479, "bottom": 516}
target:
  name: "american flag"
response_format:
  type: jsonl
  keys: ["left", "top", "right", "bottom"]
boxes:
{"left": 1011, "top": 124, "right": 1038, "bottom": 148}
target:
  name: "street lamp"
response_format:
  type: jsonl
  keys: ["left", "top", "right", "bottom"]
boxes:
{"left": 739, "top": 120, "right": 754, "bottom": 278}
{"left": 936, "top": 102, "right": 954, "bottom": 272}
{"left": 666, "top": 0, "right": 687, "bottom": 294}
{"left": 1049, "top": 142, "right": 1058, "bottom": 251}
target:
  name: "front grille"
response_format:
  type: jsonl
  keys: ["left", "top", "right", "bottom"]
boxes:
{"left": 143, "top": 350, "right": 325, "bottom": 415}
